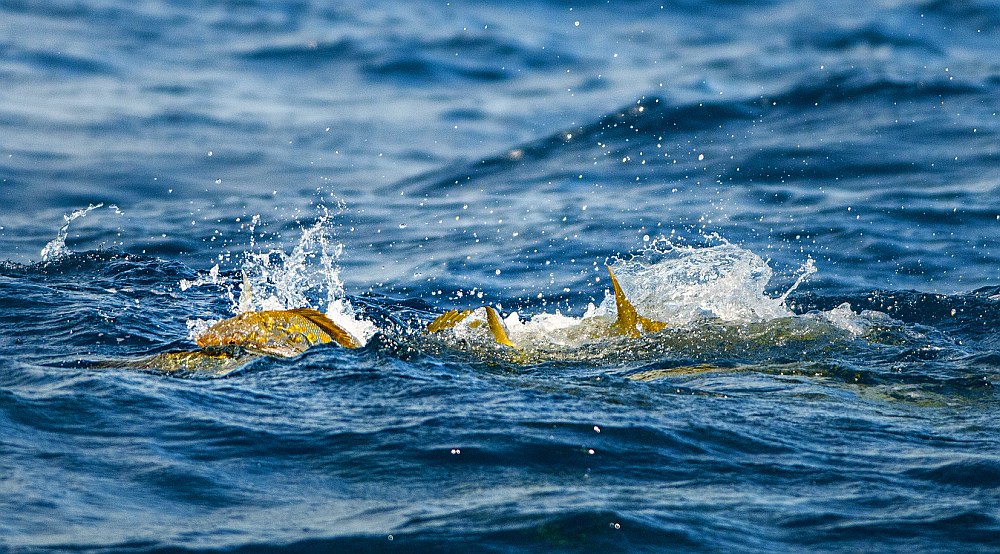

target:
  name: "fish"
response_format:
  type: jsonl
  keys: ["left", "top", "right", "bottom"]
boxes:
{"left": 107, "top": 308, "right": 361, "bottom": 376}
{"left": 196, "top": 307, "right": 362, "bottom": 355}
{"left": 426, "top": 266, "right": 665, "bottom": 348}
{"left": 110, "top": 266, "right": 661, "bottom": 375}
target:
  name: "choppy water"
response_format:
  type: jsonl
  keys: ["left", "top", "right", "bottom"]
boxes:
{"left": 2, "top": 0, "right": 1000, "bottom": 551}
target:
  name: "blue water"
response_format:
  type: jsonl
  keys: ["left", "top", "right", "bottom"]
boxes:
{"left": 2, "top": 0, "right": 1000, "bottom": 551}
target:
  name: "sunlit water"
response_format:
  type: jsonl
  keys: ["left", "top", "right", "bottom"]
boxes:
{"left": 2, "top": 0, "right": 999, "bottom": 551}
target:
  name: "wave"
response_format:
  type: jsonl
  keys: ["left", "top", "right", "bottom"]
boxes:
{"left": 395, "top": 67, "right": 984, "bottom": 196}
{"left": 919, "top": 0, "right": 1000, "bottom": 31}
{"left": 2, "top": 45, "right": 115, "bottom": 77}
{"left": 238, "top": 31, "right": 575, "bottom": 85}
{"left": 9, "top": 205, "right": 999, "bottom": 382}
{"left": 239, "top": 38, "right": 358, "bottom": 64}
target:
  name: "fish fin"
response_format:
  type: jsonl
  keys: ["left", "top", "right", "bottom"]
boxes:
{"left": 426, "top": 307, "right": 513, "bottom": 347}
{"left": 607, "top": 265, "right": 666, "bottom": 337}
{"left": 485, "top": 306, "right": 516, "bottom": 347}
{"left": 288, "top": 307, "right": 362, "bottom": 348}
{"left": 427, "top": 309, "right": 474, "bottom": 333}
{"left": 637, "top": 315, "right": 667, "bottom": 333}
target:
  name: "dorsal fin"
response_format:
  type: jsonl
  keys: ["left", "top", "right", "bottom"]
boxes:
{"left": 607, "top": 265, "right": 666, "bottom": 337}
{"left": 427, "top": 307, "right": 515, "bottom": 348}
{"left": 484, "top": 306, "right": 515, "bottom": 347}
{"left": 288, "top": 307, "right": 362, "bottom": 348}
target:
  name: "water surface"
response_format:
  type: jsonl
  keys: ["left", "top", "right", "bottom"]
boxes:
{"left": 1, "top": 0, "right": 999, "bottom": 551}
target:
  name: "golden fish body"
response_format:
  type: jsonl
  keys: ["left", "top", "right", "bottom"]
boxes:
{"left": 105, "top": 308, "right": 361, "bottom": 375}
{"left": 197, "top": 308, "right": 361, "bottom": 356}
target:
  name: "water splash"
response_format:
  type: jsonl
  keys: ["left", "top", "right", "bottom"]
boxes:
{"left": 431, "top": 236, "right": 838, "bottom": 359}
{"left": 236, "top": 207, "right": 345, "bottom": 314}
{"left": 186, "top": 205, "right": 376, "bottom": 345}
{"left": 595, "top": 237, "right": 806, "bottom": 326}
{"left": 777, "top": 257, "right": 817, "bottom": 305}
{"left": 179, "top": 264, "right": 221, "bottom": 291}
{"left": 40, "top": 203, "right": 121, "bottom": 262}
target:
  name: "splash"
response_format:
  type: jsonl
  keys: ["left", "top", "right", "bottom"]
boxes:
{"left": 593, "top": 237, "right": 809, "bottom": 326}
{"left": 235, "top": 208, "right": 344, "bottom": 313}
{"left": 179, "top": 264, "right": 221, "bottom": 291}
{"left": 185, "top": 206, "right": 376, "bottom": 345}
{"left": 430, "top": 236, "right": 830, "bottom": 359}
{"left": 777, "top": 257, "right": 817, "bottom": 305}
{"left": 40, "top": 203, "right": 122, "bottom": 262}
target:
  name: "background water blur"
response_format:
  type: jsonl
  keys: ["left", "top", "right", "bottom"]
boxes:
{"left": 1, "top": 1, "right": 999, "bottom": 552}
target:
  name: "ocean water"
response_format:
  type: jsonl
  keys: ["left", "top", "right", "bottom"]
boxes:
{"left": 2, "top": 0, "right": 1000, "bottom": 551}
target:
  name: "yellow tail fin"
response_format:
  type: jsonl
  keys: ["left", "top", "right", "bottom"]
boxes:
{"left": 427, "top": 307, "right": 515, "bottom": 348}
{"left": 607, "top": 265, "right": 666, "bottom": 337}
{"left": 485, "top": 306, "right": 515, "bottom": 347}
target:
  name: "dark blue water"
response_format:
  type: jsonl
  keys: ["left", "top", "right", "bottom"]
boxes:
{"left": 2, "top": 1, "right": 1000, "bottom": 551}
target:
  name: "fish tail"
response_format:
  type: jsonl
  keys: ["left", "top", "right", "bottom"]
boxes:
{"left": 485, "top": 306, "right": 515, "bottom": 347}
{"left": 607, "top": 265, "right": 666, "bottom": 336}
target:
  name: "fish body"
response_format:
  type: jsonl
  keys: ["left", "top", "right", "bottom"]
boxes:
{"left": 108, "top": 308, "right": 361, "bottom": 375}
{"left": 197, "top": 308, "right": 361, "bottom": 356}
